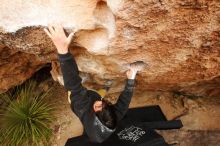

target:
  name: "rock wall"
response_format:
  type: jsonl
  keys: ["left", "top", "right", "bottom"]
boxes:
{"left": 0, "top": 0, "right": 220, "bottom": 97}
{"left": 0, "top": 45, "right": 45, "bottom": 92}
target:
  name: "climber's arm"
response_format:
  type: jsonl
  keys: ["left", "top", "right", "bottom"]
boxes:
{"left": 58, "top": 53, "right": 90, "bottom": 118}
{"left": 114, "top": 78, "right": 135, "bottom": 122}
{"left": 44, "top": 24, "right": 90, "bottom": 119}
{"left": 114, "top": 62, "right": 145, "bottom": 122}
{"left": 114, "top": 68, "right": 137, "bottom": 122}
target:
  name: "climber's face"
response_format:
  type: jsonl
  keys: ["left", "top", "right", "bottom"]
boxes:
{"left": 93, "top": 100, "right": 106, "bottom": 112}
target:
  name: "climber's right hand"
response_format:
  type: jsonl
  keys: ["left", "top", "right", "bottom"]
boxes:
{"left": 126, "top": 69, "right": 137, "bottom": 80}
{"left": 44, "top": 24, "right": 74, "bottom": 54}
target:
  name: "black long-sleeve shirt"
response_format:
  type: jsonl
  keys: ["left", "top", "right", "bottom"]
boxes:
{"left": 58, "top": 52, "right": 135, "bottom": 142}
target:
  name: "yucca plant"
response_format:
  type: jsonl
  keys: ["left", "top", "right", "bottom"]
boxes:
{"left": 0, "top": 81, "right": 54, "bottom": 146}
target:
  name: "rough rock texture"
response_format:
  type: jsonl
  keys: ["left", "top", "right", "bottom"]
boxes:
{"left": 0, "top": 0, "right": 220, "bottom": 97}
{"left": 0, "top": 46, "right": 45, "bottom": 92}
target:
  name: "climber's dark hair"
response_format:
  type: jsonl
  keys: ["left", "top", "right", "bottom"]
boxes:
{"left": 95, "top": 100, "right": 117, "bottom": 129}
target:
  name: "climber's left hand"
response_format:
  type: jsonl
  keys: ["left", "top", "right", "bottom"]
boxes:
{"left": 44, "top": 24, "right": 74, "bottom": 54}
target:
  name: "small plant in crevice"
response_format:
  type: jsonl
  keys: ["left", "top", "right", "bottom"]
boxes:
{"left": 172, "top": 91, "right": 202, "bottom": 100}
{"left": 0, "top": 81, "right": 54, "bottom": 146}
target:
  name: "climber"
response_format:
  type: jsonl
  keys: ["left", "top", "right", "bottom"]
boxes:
{"left": 44, "top": 24, "right": 144, "bottom": 143}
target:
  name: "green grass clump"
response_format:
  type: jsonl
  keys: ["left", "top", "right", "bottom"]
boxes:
{"left": 0, "top": 81, "right": 54, "bottom": 146}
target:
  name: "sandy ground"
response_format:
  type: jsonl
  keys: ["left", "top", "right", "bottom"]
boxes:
{"left": 48, "top": 82, "right": 220, "bottom": 146}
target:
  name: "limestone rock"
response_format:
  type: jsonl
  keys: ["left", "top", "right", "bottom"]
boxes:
{"left": 0, "top": 46, "right": 45, "bottom": 92}
{"left": 0, "top": 0, "right": 220, "bottom": 97}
